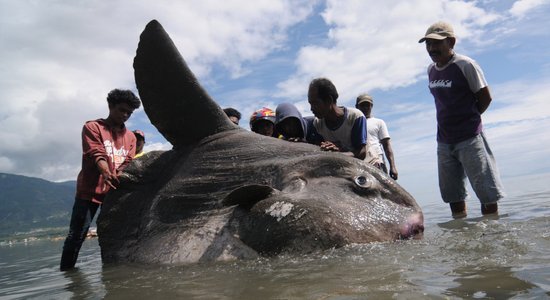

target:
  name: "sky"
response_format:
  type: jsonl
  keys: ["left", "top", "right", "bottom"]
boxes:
{"left": 1, "top": 0, "right": 549, "bottom": 205}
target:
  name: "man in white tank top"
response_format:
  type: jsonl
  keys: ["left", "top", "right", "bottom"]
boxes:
{"left": 307, "top": 78, "right": 367, "bottom": 159}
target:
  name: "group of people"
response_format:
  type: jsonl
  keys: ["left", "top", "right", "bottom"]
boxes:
{"left": 60, "top": 21, "right": 505, "bottom": 271}
{"left": 224, "top": 80, "right": 398, "bottom": 179}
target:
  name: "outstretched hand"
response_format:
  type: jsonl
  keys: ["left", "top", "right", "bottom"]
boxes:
{"left": 102, "top": 171, "right": 120, "bottom": 191}
{"left": 97, "top": 159, "right": 120, "bottom": 191}
{"left": 320, "top": 141, "right": 341, "bottom": 152}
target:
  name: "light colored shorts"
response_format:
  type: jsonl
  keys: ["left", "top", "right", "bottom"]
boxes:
{"left": 437, "top": 132, "right": 505, "bottom": 204}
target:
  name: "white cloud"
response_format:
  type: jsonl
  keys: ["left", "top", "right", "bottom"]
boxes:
{"left": 265, "top": 1, "right": 550, "bottom": 202}
{"left": 143, "top": 142, "right": 172, "bottom": 152}
{"left": 0, "top": 156, "right": 15, "bottom": 173}
{"left": 140, "top": 0, "right": 317, "bottom": 79}
{"left": 0, "top": 0, "right": 549, "bottom": 189}
{"left": 276, "top": 0, "right": 502, "bottom": 104}
{"left": 0, "top": 0, "right": 316, "bottom": 181}
{"left": 509, "top": 0, "right": 548, "bottom": 18}
{"left": 487, "top": 78, "right": 550, "bottom": 124}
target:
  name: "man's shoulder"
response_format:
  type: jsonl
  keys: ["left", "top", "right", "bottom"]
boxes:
{"left": 345, "top": 107, "right": 365, "bottom": 119}
{"left": 368, "top": 117, "right": 386, "bottom": 126}
{"left": 429, "top": 54, "right": 481, "bottom": 80}
{"left": 428, "top": 62, "right": 436, "bottom": 72}
{"left": 368, "top": 117, "right": 385, "bottom": 122}
{"left": 84, "top": 119, "right": 105, "bottom": 126}
{"left": 341, "top": 107, "right": 365, "bottom": 128}
{"left": 453, "top": 52, "right": 473, "bottom": 61}
{"left": 82, "top": 119, "right": 106, "bottom": 130}
{"left": 312, "top": 116, "right": 321, "bottom": 126}
{"left": 453, "top": 53, "right": 479, "bottom": 67}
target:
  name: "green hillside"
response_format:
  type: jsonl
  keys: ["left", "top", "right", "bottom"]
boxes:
{"left": 0, "top": 173, "right": 75, "bottom": 238}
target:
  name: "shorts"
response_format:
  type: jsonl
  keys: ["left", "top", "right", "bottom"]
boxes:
{"left": 437, "top": 132, "right": 505, "bottom": 204}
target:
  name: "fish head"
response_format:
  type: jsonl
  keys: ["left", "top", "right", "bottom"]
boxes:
{"left": 224, "top": 154, "right": 424, "bottom": 255}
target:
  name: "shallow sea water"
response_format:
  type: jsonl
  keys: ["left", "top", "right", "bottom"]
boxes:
{"left": 1, "top": 174, "right": 549, "bottom": 299}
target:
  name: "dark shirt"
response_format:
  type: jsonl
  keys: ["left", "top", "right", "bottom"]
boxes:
{"left": 428, "top": 53, "right": 487, "bottom": 144}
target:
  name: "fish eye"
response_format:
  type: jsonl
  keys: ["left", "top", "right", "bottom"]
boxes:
{"left": 354, "top": 175, "right": 371, "bottom": 188}
{"left": 283, "top": 177, "right": 307, "bottom": 192}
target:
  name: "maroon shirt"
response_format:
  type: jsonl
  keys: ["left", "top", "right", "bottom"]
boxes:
{"left": 75, "top": 119, "right": 136, "bottom": 203}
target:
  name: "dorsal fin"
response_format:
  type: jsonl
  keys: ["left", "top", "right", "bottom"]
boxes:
{"left": 133, "top": 20, "right": 236, "bottom": 148}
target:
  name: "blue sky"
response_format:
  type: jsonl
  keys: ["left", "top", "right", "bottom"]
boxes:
{"left": 1, "top": 0, "right": 549, "bottom": 204}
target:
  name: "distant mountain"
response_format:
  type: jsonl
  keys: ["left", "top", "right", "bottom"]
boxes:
{"left": 0, "top": 173, "right": 76, "bottom": 238}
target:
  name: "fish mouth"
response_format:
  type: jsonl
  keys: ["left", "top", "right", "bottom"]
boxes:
{"left": 398, "top": 212, "right": 424, "bottom": 240}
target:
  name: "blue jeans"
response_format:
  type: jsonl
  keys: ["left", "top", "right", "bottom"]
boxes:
{"left": 437, "top": 132, "right": 505, "bottom": 204}
{"left": 60, "top": 198, "right": 99, "bottom": 271}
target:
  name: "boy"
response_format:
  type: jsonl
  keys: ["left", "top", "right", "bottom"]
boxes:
{"left": 60, "top": 89, "right": 141, "bottom": 271}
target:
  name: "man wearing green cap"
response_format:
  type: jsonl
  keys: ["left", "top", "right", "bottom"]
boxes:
{"left": 419, "top": 21, "right": 505, "bottom": 218}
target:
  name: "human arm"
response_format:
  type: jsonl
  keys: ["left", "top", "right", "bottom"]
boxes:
{"left": 460, "top": 58, "right": 491, "bottom": 114}
{"left": 320, "top": 141, "right": 366, "bottom": 159}
{"left": 380, "top": 138, "right": 398, "bottom": 180}
{"left": 81, "top": 122, "right": 119, "bottom": 191}
{"left": 475, "top": 86, "right": 492, "bottom": 114}
{"left": 96, "top": 158, "right": 119, "bottom": 190}
{"left": 82, "top": 122, "right": 110, "bottom": 165}
{"left": 350, "top": 115, "right": 367, "bottom": 160}
{"left": 352, "top": 144, "right": 367, "bottom": 160}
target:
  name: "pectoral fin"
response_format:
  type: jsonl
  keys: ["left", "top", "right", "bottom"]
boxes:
{"left": 222, "top": 185, "right": 279, "bottom": 210}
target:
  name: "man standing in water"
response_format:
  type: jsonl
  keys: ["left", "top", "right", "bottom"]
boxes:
{"left": 419, "top": 21, "right": 505, "bottom": 218}
{"left": 60, "top": 89, "right": 141, "bottom": 271}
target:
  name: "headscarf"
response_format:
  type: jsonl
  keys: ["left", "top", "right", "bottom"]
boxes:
{"left": 275, "top": 103, "right": 307, "bottom": 139}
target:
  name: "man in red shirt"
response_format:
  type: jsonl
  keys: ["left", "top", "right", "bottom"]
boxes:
{"left": 60, "top": 89, "right": 141, "bottom": 271}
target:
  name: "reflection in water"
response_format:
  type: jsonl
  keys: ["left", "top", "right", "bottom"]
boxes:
{"left": 1, "top": 182, "right": 550, "bottom": 299}
{"left": 445, "top": 266, "right": 536, "bottom": 299}
{"left": 63, "top": 269, "right": 102, "bottom": 299}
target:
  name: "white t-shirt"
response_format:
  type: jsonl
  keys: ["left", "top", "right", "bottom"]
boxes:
{"left": 366, "top": 117, "right": 390, "bottom": 159}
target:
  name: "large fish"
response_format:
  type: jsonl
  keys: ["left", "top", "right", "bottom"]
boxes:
{"left": 97, "top": 20, "right": 424, "bottom": 264}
